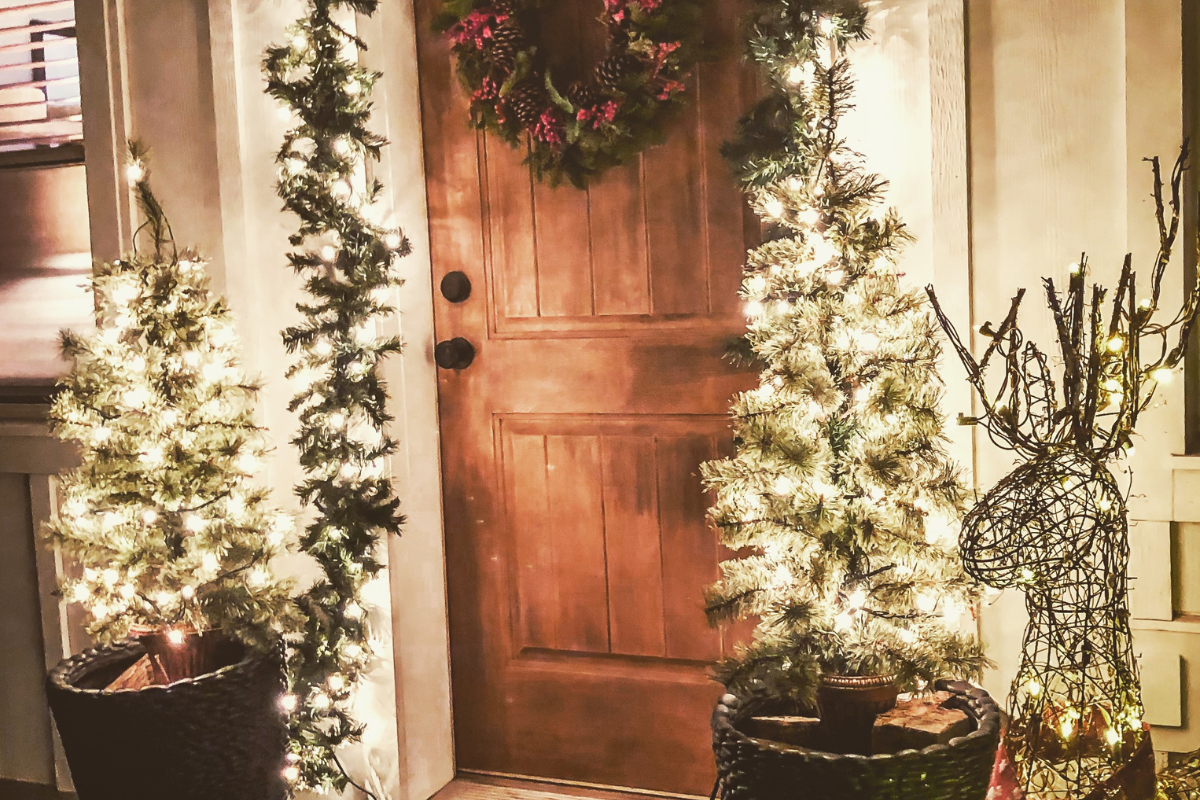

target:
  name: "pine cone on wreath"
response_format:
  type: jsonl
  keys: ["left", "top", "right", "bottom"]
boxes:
{"left": 489, "top": 23, "right": 526, "bottom": 73}
{"left": 594, "top": 52, "right": 646, "bottom": 87}
{"left": 506, "top": 81, "right": 546, "bottom": 126}
{"left": 566, "top": 81, "right": 604, "bottom": 110}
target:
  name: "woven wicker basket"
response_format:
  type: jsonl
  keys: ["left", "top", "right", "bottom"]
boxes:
{"left": 46, "top": 638, "right": 287, "bottom": 800}
{"left": 712, "top": 680, "right": 1001, "bottom": 800}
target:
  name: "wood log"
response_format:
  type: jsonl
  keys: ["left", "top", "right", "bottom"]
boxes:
{"left": 743, "top": 715, "right": 821, "bottom": 748}
{"left": 106, "top": 655, "right": 157, "bottom": 691}
{"left": 872, "top": 691, "right": 971, "bottom": 754}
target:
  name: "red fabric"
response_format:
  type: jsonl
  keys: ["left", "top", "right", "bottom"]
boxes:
{"left": 987, "top": 740, "right": 1025, "bottom": 800}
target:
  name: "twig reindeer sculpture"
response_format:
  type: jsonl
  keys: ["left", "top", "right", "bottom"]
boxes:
{"left": 927, "top": 146, "right": 1200, "bottom": 800}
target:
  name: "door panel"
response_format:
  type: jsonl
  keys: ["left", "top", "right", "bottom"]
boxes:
{"left": 414, "top": 0, "right": 756, "bottom": 792}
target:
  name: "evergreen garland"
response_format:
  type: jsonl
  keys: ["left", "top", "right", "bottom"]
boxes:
{"left": 264, "top": 1, "right": 410, "bottom": 792}
{"left": 704, "top": 0, "right": 988, "bottom": 705}
{"left": 49, "top": 147, "right": 296, "bottom": 651}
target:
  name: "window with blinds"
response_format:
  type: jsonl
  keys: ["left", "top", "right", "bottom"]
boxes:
{"left": 0, "top": 0, "right": 81, "bottom": 156}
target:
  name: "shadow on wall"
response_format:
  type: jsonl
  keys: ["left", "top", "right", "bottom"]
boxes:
{"left": 0, "top": 163, "right": 93, "bottom": 394}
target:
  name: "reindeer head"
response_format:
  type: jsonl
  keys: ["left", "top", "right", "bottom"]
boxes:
{"left": 961, "top": 448, "right": 1124, "bottom": 591}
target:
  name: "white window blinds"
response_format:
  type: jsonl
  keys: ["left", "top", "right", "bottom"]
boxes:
{"left": 0, "top": 0, "right": 81, "bottom": 154}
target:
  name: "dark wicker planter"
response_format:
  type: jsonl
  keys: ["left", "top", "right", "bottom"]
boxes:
{"left": 713, "top": 680, "right": 1001, "bottom": 800}
{"left": 46, "top": 638, "right": 288, "bottom": 800}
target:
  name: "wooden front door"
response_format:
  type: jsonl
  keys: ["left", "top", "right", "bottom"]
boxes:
{"left": 414, "top": 0, "right": 754, "bottom": 793}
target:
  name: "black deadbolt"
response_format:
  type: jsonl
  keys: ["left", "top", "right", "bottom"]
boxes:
{"left": 435, "top": 337, "right": 475, "bottom": 370}
{"left": 440, "top": 271, "right": 472, "bottom": 303}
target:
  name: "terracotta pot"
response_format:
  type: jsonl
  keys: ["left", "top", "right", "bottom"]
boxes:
{"left": 132, "top": 627, "right": 238, "bottom": 685}
{"left": 816, "top": 673, "right": 899, "bottom": 754}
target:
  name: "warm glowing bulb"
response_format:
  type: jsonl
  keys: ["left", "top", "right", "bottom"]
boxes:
{"left": 826, "top": 268, "right": 845, "bottom": 286}
{"left": 166, "top": 629, "right": 186, "bottom": 647}
{"left": 1069, "top": 262, "right": 1082, "bottom": 275}
{"left": 1107, "top": 335, "right": 1124, "bottom": 353}
{"left": 1153, "top": 367, "right": 1174, "bottom": 384}
{"left": 1139, "top": 298, "right": 1153, "bottom": 310}
{"left": 314, "top": 340, "right": 334, "bottom": 357}
{"left": 126, "top": 162, "right": 145, "bottom": 182}
{"left": 119, "top": 584, "right": 136, "bottom": 599}
{"left": 124, "top": 387, "right": 151, "bottom": 409}
{"left": 332, "top": 137, "right": 352, "bottom": 157}
{"left": 327, "top": 412, "right": 346, "bottom": 429}
{"left": 342, "top": 642, "right": 363, "bottom": 660}
{"left": 331, "top": 180, "right": 352, "bottom": 199}
{"left": 93, "top": 427, "right": 112, "bottom": 443}
{"left": 141, "top": 509, "right": 158, "bottom": 524}
{"left": 181, "top": 585, "right": 195, "bottom": 600}
{"left": 1104, "top": 378, "right": 1121, "bottom": 392}
{"left": 744, "top": 300, "right": 764, "bottom": 319}
{"left": 1027, "top": 680, "right": 1042, "bottom": 697}
{"left": 310, "top": 691, "right": 331, "bottom": 710}
{"left": 283, "top": 766, "right": 300, "bottom": 782}
{"left": 328, "top": 674, "right": 346, "bottom": 691}
{"left": 1105, "top": 726, "right": 1121, "bottom": 746}
{"left": 291, "top": 33, "right": 307, "bottom": 51}
{"left": 280, "top": 693, "right": 298, "bottom": 712}
{"left": 344, "top": 602, "right": 364, "bottom": 620}
{"left": 786, "top": 64, "right": 809, "bottom": 86}
{"left": 763, "top": 197, "right": 785, "bottom": 219}
{"left": 1060, "top": 718, "right": 1075, "bottom": 740}
{"left": 384, "top": 231, "right": 403, "bottom": 250}
{"left": 236, "top": 452, "right": 261, "bottom": 473}
{"left": 818, "top": 16, "right": 836, "bottom": 37}
{"left": 184, "top": 514, "right": 205, "bottom": 533}
{"left": 345, "top": 78, "right": 361, "bottom": 96}
{"left": 847, "top": 588, "right": 868, "bottom": 610}
{"left": 915, "top": 592, "right": 938, "bottom": 614}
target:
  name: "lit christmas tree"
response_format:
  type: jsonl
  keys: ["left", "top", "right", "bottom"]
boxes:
{"left": 704, "top": 0, "right": 987, "bottom": 706}
{"left": 47, "top": 151, "right": 295, "bottom": 652}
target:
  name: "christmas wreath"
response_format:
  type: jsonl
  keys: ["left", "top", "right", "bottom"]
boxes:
{"left": 436, "top": 0, "right": 705, "bottom": 188}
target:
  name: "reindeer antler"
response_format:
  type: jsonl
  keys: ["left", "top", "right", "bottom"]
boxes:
{"left": 927, "top": 143, "right": 1200, "bottom": 461}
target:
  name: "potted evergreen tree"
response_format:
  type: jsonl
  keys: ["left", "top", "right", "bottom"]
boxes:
{"left": 705, "top": 2, "right": 999, "bottom": 798}
{"left": 43, "top": 150, "right": 297, "bottom": 800}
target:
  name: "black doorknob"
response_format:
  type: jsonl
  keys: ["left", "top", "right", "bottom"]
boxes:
{"left": 435, "top": 337, "right": 475, "bottom": 370}
{"left": 440, "top": 271, "right": 472, "bottom": 303}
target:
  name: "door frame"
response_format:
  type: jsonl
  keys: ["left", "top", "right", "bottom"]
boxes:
{"left": 67, "top": 0, "right": 974, "bottom": 798}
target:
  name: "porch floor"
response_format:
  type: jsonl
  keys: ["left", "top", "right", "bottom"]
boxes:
{"left": 439, "top": 773, "right": 705, "bottom": 800}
